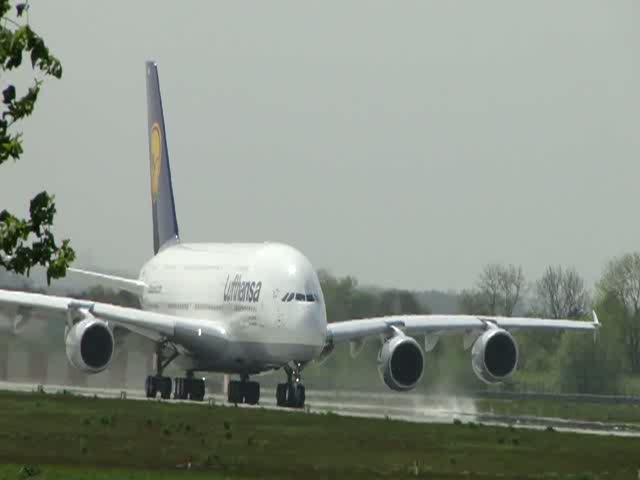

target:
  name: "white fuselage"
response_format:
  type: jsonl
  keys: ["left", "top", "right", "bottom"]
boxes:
{"left": 137, "top": 242, "right": 327, "bottom": 374}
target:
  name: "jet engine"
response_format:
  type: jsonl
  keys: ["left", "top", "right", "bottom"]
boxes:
{"left": 379, "top": 333, "right": 424, "bottom": 391}
{"left": 471, "top": 328, "right": 518, "bottom": 384}
{"left": 65, "top": 317, "right": 114, "bottom": 373}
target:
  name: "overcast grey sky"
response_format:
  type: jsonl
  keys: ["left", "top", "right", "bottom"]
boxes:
{"left": 0, "top": 1, "right": 637, "bottom": 290}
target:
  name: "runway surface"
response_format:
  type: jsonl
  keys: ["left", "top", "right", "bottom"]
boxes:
{"left": 1, "top": 381, "right": 638, "bottom": 437}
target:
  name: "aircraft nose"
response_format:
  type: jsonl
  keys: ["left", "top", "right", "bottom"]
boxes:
{"left": 297, "top": 302, "right": 326, "bottom": 347}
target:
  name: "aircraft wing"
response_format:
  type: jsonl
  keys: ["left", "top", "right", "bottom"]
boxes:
{"left": 326, "top": 312, "right": 600, "bottom": 345}
{"left": 67, "top": 268, "right": 147, "bottom": 297}
{"left": 0, "top": 288, "right": 224, "bottom": 344}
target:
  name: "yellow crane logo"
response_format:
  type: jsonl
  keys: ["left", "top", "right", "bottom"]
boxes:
{"left": 150, "top": 122, "right": 162, "bottom": 202}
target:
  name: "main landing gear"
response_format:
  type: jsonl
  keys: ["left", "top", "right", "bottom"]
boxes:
{"left": 145, "top": 341, "right": 177, "bottom": 400}
{"left": 276, "top": 362, "right": 306, "bottom": 409}
{"left": 174, "top": 374, "right": 205, "bottom": 402}
{"left": 227, "top": 375, "right": 260, "bottom": 405}
{"left": 143, "top": 341, "right": 206, "bottom": 402}
{"left": 145, "top": 374, "right": 172, "bottom": 400}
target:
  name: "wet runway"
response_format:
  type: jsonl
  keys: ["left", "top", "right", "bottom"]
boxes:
{"left": 1, "top": 381, "right": 638, "bottom": 437}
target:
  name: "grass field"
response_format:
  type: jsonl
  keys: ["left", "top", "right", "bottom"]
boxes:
{"left": 0, "top": 391, "right": 639, "bottom": 479}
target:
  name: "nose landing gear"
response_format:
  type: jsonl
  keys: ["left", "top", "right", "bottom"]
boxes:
{"left": 276, "top": 362, "right": 306, "bottom": 408}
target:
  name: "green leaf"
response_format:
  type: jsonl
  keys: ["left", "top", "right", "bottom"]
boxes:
{"left": 1, "top": 133, "right": 24, "bottom": 162}
{"left": 2, "top": 84, "right": 15, "bottom": 104}
{"left": 0, "top": 0, "right": 11, "bottom": 18}
{"left": 29, "top": 191, "right": 56, "bottom": 230}
{"left": 15, "top": 2, "right": 27, "bottom": 17}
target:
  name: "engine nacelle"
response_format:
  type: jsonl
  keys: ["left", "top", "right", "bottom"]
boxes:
{"left": 65, "top": 317, "right": 114, "bottom": 373}
{"left": 379, "top": 334, "right": 424, "bottom": 391}
{"left": 471, "top": 328, "right": 518, "bottom": 384}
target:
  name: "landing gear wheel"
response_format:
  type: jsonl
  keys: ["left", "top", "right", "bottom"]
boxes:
{"left": 145, "top": 375, "right": 172, "bottom": 399}
{"left": 145, "top": 375, "right": 157, "bottom": 398}
{"left": 184, "top": 378, "right": 194, "bottom": 399}
{"left": 226, "top": 379, "right": 260, "bottom": 405}
{"left": 284, "top": 383, "right": 305, "bottom": 408}
{"left": 173, "top": 376, "right": 205, "bottom": 401}
{"left": 244, "top": 381, "right": 260, "bottom": 405}
{"left": 276, "top": 363, "right": 306, "bottom": 408}
{"left": 174, "top": 377, "right": 185, "bottom": 400}
{"left": 286, "top": 383, "right": 296, "bottom": 407}
{"left": 290, "top": 383, "right": 305, "bottom": 408}
{"left": 276, "top": 383, "right": 287, "bottom": 406}
{"left": 191, "top": 379, "right": 205, "bottom": 401}
{"left": 159, "top": 377, "right": 172, "bottom": 399}
{"left": 228, "top": 380, "right": 243, "bottom": 404}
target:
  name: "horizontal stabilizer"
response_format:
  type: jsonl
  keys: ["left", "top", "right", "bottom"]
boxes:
{"left": 67, "top": 268, "right": 147, "bottom": 297}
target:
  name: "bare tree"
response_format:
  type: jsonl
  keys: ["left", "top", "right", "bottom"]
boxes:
{"left": 499, "top": 264, "right": 526, "bottom": 317}
{"left": 598, "top": 253, "right": 640, "bottom": 373}
{"left": 535, "top": 266, "right": 589, "bottom": 319}
{"left": 478, "top": 264, "right": 502, "bottom": 315}
{"left": 459, "top": 263, "right": 526, "bottom": 316}
{"left": 458, "top": 289, "right": 493, "bottom": 315}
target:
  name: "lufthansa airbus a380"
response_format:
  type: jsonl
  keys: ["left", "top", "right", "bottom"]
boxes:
{"left": 0, "top": 62, "right": 599, "bottom": 408}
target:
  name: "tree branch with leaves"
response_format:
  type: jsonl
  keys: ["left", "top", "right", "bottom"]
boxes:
{"left": 0, "top": 0, "right": 74, "bottom": 283}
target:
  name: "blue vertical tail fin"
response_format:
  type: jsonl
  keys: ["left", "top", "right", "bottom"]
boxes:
{"left": 146, "top": 61, "right": 179, "bottom": 254}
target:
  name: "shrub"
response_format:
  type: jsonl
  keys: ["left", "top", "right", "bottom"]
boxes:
{"left": 18, "top": 465, "right": 41, "bottom": 479}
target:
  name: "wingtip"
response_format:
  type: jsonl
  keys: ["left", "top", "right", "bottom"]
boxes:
{"left": 592, "top": 310, "right": 601, "bottom": 343}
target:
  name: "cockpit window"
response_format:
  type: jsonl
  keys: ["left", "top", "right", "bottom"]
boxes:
{"left": 281, "top": 292, "right": 319, "bottom": 302}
